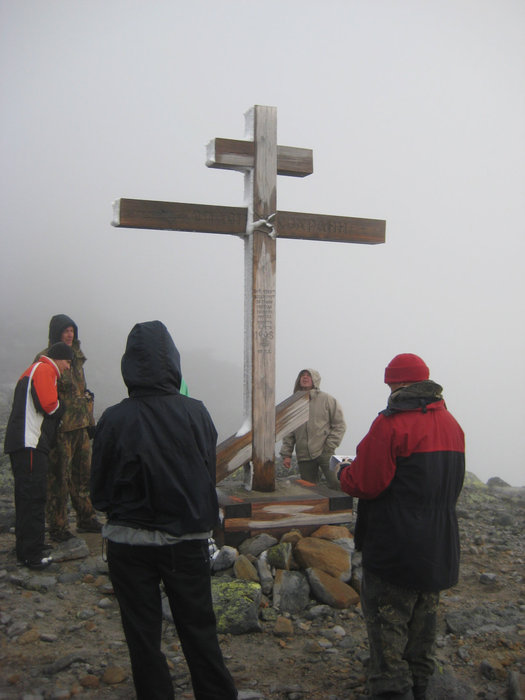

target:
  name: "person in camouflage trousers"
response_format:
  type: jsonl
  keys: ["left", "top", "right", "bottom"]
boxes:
{"left": 37, "top": 315, "right": 102, "bottom": 541}
{"left": 337, "top": 354, "right": 465, "bottom": 700}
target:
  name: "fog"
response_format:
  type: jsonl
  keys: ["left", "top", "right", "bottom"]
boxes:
{"left": 1, "top": 1, "right": 524, "bottom": 486}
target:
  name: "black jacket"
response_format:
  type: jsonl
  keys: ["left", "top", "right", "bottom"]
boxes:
{"left": 90, "top": 321, "right": 219, "bottom": 535}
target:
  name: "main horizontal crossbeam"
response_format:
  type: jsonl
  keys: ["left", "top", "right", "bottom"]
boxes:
{"left": 113, "top": 198, "right": 385, "bottom": 245}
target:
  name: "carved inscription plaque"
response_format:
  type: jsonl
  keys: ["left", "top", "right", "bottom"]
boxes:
{"left": 255, "top": 288, "right": 275, "bottom": 353}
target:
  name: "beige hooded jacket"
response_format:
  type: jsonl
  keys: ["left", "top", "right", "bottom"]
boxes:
{"left": 280, "top": 368, "right": 346, "bottom": 462}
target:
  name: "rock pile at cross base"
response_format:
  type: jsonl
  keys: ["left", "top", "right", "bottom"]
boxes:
{"left": 0, "top": 472, "right": 524, "bottom": 700}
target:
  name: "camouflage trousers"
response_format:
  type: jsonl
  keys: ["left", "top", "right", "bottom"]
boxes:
{"left": 361, "top": 567, "right": 440, "bottom": 696}
{"left": 46, "top": 428, "right": 95, "bottom": 533}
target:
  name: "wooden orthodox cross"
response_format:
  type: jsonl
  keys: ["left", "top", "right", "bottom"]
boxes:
{"left": 113, "top": 105, "right": 385, "bottom": 492}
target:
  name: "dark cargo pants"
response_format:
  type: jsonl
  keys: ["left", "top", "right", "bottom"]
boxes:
{"left": 361, "top": 567, "right": 440, "bottom": 696}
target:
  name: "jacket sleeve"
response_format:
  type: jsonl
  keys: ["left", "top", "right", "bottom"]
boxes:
{"left": 199, "top": 403, "right": 218, "bottom": 481}
{"left": 323, "top": 396, "right": 346, "bottom": 453}
{"left": 339, "top": 414, "right": 396, "bottom": 499}
{"left": 31, "top": 364, "right": 60, "bottom": 415}
{"left": 90, "top": 412, "right": 114, "bottom": 511}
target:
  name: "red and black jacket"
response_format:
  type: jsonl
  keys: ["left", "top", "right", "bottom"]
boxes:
{"left": 340, "top": 381, "right": 465, "bottom": 592}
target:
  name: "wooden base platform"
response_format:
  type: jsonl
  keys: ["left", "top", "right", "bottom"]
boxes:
{"left": 215, "top": 476, "right": 353, "bottom": 547}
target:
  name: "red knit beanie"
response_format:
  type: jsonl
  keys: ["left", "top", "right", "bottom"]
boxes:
{"left": 384, "top": 353, "right": 430, "bottom": 384}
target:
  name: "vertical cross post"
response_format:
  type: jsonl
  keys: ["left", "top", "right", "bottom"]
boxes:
{"left": 245, "top": 106, "right": 277, "bottom": 491}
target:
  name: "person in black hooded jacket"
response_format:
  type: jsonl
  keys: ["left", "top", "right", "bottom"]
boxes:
{"left": 90, "top": 321, "right": 237, "bottom": 700}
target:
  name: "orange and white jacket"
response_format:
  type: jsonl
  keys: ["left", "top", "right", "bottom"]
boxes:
{"left": 4, "top": 356, "right": 62, "bottom": 454}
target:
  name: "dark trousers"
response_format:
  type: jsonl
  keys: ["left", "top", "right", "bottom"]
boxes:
{"left": 107, "top": 539, "right": 237, "bottom": 700}
{"left": 299, "top": 453, "right": 340, "bottom": 490}
{"left": 10, "top": 449, "right": 48, "bottom": 562}
{"left": 361, "top": 568, "right": 440, "bottom": 696}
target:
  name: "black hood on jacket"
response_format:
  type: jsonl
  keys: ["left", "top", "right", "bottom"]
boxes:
{"left": 121, "top": 321, "right": 182, "bottom": 396}
{"left": 48, "top": 314, "right": 78, "bottom": 344}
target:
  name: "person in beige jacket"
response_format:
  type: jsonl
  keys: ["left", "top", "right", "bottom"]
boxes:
{"left": 280, "top": 368, "right": 346, "bottom": 489}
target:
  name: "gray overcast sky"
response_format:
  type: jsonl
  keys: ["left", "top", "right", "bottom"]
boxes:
{"left": 1, "top": 1, "right": 524, "bottom": 485}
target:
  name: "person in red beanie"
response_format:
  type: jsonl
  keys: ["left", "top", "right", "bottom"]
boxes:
{"left": 337, "top": 354, "right": 465, "bottom": 700}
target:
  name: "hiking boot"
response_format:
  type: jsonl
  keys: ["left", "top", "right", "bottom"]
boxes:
{"left": 49, "top": 529, "right": 74, "bottom": 542}
{"left": 77, "top": 517, "right": 103, "bottom": 533}
{"left": 21, "top": 556, "right": 53, "bottom": 570}
{"left": 413, "top": 686, "right": 427, "bottom": 700}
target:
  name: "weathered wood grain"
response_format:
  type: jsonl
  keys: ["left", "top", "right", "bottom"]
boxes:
{"left": 113, "top": 199, "right": 385, "bottom": 245}
{"left": 207, "top": 138, "right": 313, "bottom": 177}
{"left": 215, "top": 391, "right": 309, "bottom": 484}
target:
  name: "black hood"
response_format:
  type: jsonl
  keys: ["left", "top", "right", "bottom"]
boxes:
{"left": 48, "top": 314, "right": 78, "bottom": 344}
{"left": 121, "top": 320, "right": 182, "bottom": 395}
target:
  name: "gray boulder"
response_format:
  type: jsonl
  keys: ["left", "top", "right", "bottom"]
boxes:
{"left": 212, "top": 545, "right": 238, "bottom": 571}
{"left": 273, "top": 570, "right": 310, "bottom": 614}
{"left": 239, "top": 533, "right": 278, "bottom": 558}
